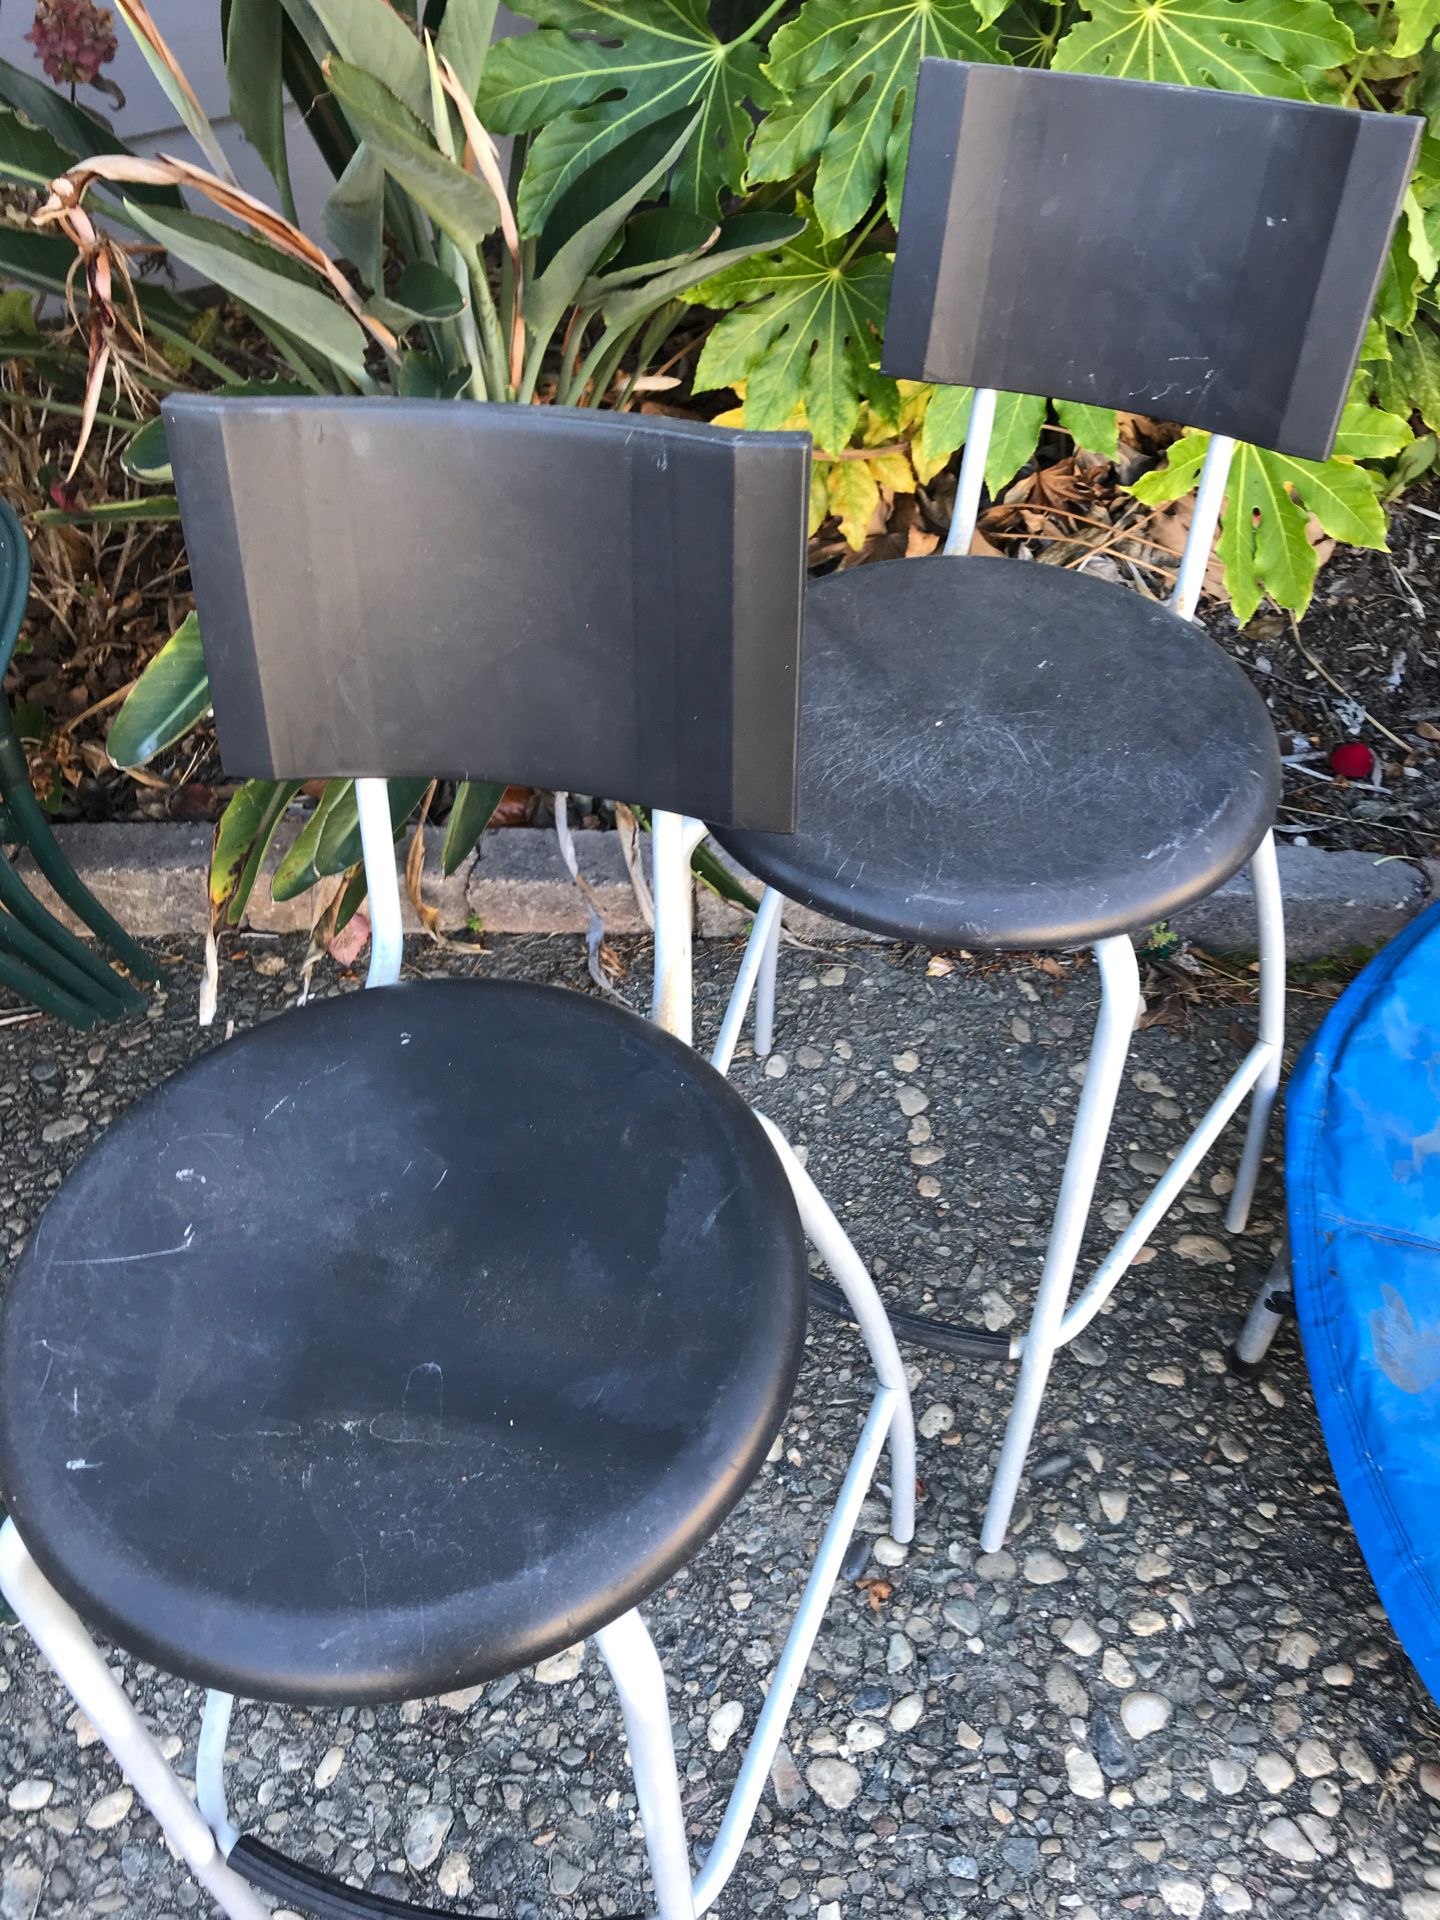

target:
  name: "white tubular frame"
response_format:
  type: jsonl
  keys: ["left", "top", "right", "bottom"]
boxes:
{"left": 1169, "top": 433, "right": 1236, "bottom": 622}
{"left": 944, "top": 385, "right": 998, "bottom": 557}
{"left": 356, "top": 775, "right": 404, "bottom": 989}
{"left": 0, "top": 1523, "right": 271, "bottom": 1920}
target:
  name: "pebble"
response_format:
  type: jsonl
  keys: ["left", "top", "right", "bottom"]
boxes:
{"left": 1420, "top": 1761, "right": 1440, "bottom": 1799}
{"left": 1045, "top": 1661, "right": 1089, "bottom": 1718}
{"left": 1255, "top": 1752, "right": 1296, "bottom": 1793}
{"left": 1323, "top": 1661, "right": 1355, "bottom": 1686}
{"left": 886, "top": 1632, "right": 914, "bottom": 1673}
{"left": 84, "top": 1789, "right": 133, "bottom": 1833}
{"left": 1297, "top": 1737, "right": 1337, "bottom": 1778}
{"left": 1209, "top": 1758, "right": 1247, "bottom": 1796}
{"left": 845, "top": 1717, "right": 885, "bottom": 1755}
{"left": 976, "top": 1549, "right": 1016, "bottom": 1582}
{"left": 708, "top": 1700, "right": 743, "bottom": 1751}
{"left": 890, "top": 1693, "right": 923, "bottom": 1732}
{"left": 404, "top": 1806, "right": 453, "bottom": 1872}
{"left": 1158, "top": 1879, "right": 1205, "bottom": 1918}
{"left": 1023, "top": 1550, "right": 1068, "bottom": 1585}
{"left": 1102, "top": 1648, "right": 1138, "bottom": 1688}
{"left": 1062, "top": 1619, "right": 1101, "bottom": 1657}
{"left": 918, "top": 1403, "right": 954, "bottom": 1438}
{"left": 1099, "top": 1489, "right": 1129, "bottom": 1523}
{"left": 314, "top": 1746, "right": 344, "bottom": 1790}
{"left": 806, "top": 1757, "right": 861, "bottom": 1811}
{"left": 769, "top": 1743, "right": 806, "bottom": 1811}
{"left": 1065, "top": 1745, "right": 1106, "bottom": 1800}
{"left": 1349, "top": 1845, "right": 1393, "bottom": 1889}
{"left": 1148, "top": 1364, "right": 1186, "bottom": 1387}
{"left": 1401, "top": 1894, "right": 1440, "bottom": 1920}
{"left": 896, "top": 1086, "right": 929, "bottom": 1116}
{"left": 6, "top": 1782, "right": 51, "bottom": 1813}
{"left": 437, "top": 1855, "right": 472, "bottom": 1900}
{"left": 892, "top": 1050, "right": 919, "bottom": 1073}
{"left": 1120, "top": 1691, "right": 1170, "bottom": 1740}
{"left": 872, "top": 1534, "right": 908, "bottom": 1567}
{"left": 1260, "top": 1816, "right": 1318, "bottom": 1863}
{"left": 1129, "top": 1609, "right": 1167, "bottom": 1636}
{"left": 819, "top": 965, "right": 846, "bottom": 985}
{"left": 534, "top": 1644, "right": 584, "bottom": 1684}
{"left": 1276, "top": 1630, "right": 1319, "bottom": 1670}
{"left": 1173, "top": 1233, "right": 1231, "bottom": 1265}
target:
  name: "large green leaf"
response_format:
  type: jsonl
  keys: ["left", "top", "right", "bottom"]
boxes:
{"left": 325, "top": 143, "right": 387, "bottom": 288}
{"left": 225, "top": 0, "right": 298, "bottom": 220}
{"left": 480, "top": 0, "right": 771, "bottom": 230}
{"left": 749, "top": 0, "right": 1002, "bottom": 239}
{"left": 523, "top": 103, "right": 701, "bottom": 342}
{"left": 441, "top": 779, "right": 506, "bottom": 875}
{"left": 120, "top": 200, "right": 372, "bottom": 384}
{"left": 325, "top": 60, "right": 499, "bottom": 256}
{"left": 272, "top": 777, "right": 431, "bottom": 900}
{"left": 1053, "top": 0, "right": 1352, "bottom": 95}
{"left": 0, "top": 56, "right": 182, "bottom": 205}
{"left": 437, "top": 0, "right": 502, "bottom": 101}
{"left": 690, "top": 208, "right": 892, "bottom": 454}
{"left": 211, "top": 777, "right": 302, "bottom": 924}
{"left": 305, "top": 0, "right": 432, "bottom": 120}
{"left": 35, "top": 497, "right": 181, "bottom": 527}
{"left": 0, "top": 104, "right": 81, "bottom": 188}
{"left": 107, "top": 614, "right": 209, "bottom": 768}
{"left": 595, "top": 211, "right": 808, "bottom": 328}
{"left": 1132, "top": 432, "right": 1389, "bottom": 623}
{"left": 1055, "top": 398, "right": 1119, "bottom": 461}
{"left": 114, "top": 1, "right": 237, "bottom": 180}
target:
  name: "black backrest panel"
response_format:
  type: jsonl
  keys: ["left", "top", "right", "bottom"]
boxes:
{"left": 164, "top": 397, "right": 811, "bottom": 831}
{"left": 884, "top": 63, "right": 1420, "bottom": 461}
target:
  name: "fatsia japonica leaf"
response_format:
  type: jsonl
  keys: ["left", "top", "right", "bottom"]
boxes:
{"left": 1053, "top": 0, "right": 1352, "bottom": 96}
{"left": 477, "top": 0, "right": 772, "bottom": 232}
{"left": 689, "top": 209, "right": 893, "bottom": 454}
{"left": 1131, "top": 431, "right": 1390, "bottom": 623}
{"left": 749, "top": 0, "right": 1003, "bottom": 239}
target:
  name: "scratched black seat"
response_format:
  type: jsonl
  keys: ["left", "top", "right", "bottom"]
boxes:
{"left": 0, "top": 400, "right": 918, "bottom": 1920}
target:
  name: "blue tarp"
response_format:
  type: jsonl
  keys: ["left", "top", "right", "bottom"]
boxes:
{"left": 1289, "top": 899, "right": 1440, "bottom": 1704}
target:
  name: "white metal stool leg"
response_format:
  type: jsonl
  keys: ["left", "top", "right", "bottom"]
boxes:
{"left": 981, "top": 936, "right": 1142, "bottom": 1552}
{"left": 596, "top": 1610, "right": 696, "bottom": 1920}
{"left": 756, "top": 1114, "right": 917, "bottom": 1545}
{"left": 1234, "top": 1243, "right": 1290, "bottom": 1372}
{"left": 0, "top": 1522, "right": 271, "bottom": 1920}
{"left": 1226, "top": 829, "right": 1285, "bottom": 1233}
{"left": 711, "top": 886, "right": 784, "bottom": 1077}
{"left": 753, "top": 902, "right": 783, "bottom": 1058}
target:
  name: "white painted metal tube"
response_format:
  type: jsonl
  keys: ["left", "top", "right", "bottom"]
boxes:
{"left": 710, "top": 887, "right": 784, "bottom": 1077}
{"left": 1054, "top": 1039, "right": 1276, "bottom": 1350}
{"left": 196, "top": 1690, "right": 240, "bottom": 1855}
{"left": 0, "top": 1524, "right": 271, "bottom": 1920}
{"left": 1235, "top": 1246, "right": 1290, "bottom": 1369}
{"left": 355, "top": 777, "right": 403, "bottom": 989}
{"left": 595, "top": 1610, "right": 696, "bottom": 1920}
{"left": 688, "top": 1389, "right": 897, "bottom": 1916}
{"left": 756, "top": 1114, "right": 916, "bottom": 1544}
{"left": 943, "top": 386, "right": 998, "bottom": 556}
{"left": 1169, "top": 433, "right": 1236, "bottom": 622}
{"left": 1227, "top": 830, "right": 1286, "bottom": 1232}
{"left": 753, "top": 900, "right": 783, "bottom": 1058}
{"left": 981, "top": 936, "right": 1141, "bottom": 1552}
{"left": 651, "top": 810, "right": 706, "bottom": 1046}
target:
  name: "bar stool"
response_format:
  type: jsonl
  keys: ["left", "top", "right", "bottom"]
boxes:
{"left": 694, "top": 62, "right": 1419, "bottom": 1549}
{"left": 0, "top": 396, "right": 915, "bottom": 1920}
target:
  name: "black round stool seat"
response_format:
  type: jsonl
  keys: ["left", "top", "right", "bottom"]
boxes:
{"left": 0, "top": 981, "right": 807, "bottom": 1705}
{"left": 714, "top": 557, "right": 1281, "bottom": 949}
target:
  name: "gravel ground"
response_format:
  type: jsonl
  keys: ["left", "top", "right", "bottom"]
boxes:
{"left": 0, "top": 934, "right": 1437, "bottom": 1920}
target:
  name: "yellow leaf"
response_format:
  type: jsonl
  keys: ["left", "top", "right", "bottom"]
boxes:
{"left": 825, "top": 459, "right": 880, "bottom": 549}
{"left": 867, "top": 450, "right": 916, "bottom": 493}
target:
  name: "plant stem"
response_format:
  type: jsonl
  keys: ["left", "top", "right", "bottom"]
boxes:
{"left": 467, "top": 250, "right": 511, "bottom": 400}
{"left": 730, "top": 0, "right": 791, "bottom": 49}
{"left": 839, "top": 204, "right": 885, "bottom": 268}
{"left": 0, "top": 393, "right": 139, "bottom": 432}
{"left": 615, "top": 301, "right": 681, "bottom": 410}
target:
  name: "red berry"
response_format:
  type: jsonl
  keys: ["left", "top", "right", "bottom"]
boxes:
{"left": 1329, "top": 741, "right": 1374, "bottom": 780}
